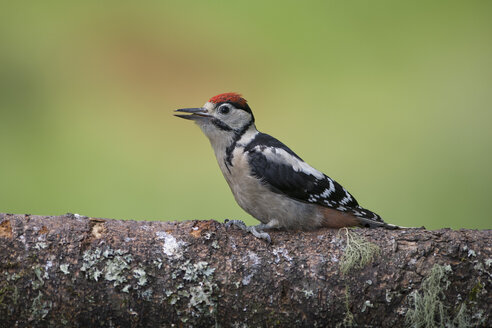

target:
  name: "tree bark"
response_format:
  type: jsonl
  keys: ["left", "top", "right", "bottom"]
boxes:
{"left": 0, "top": 213, "right": 490, "bottom": 327}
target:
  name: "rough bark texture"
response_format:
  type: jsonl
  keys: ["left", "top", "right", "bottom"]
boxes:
{"left": 0, "top": 213, "right": 490, "bottom": 327}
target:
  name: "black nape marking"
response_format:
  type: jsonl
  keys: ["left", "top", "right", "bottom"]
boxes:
{"left": 224, "top": 119, "right": 254, "bottom": 170}
{"left": 211, "top": 118, "right": 233, "bottom": 131}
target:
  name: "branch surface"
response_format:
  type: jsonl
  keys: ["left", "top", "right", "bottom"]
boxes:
{"left": 0, "top": 213, "right": 490, "bottom": 327}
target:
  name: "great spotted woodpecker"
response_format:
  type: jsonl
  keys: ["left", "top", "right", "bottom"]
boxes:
{"left": 175, "top": 93, "right": 398, "bottom": 242}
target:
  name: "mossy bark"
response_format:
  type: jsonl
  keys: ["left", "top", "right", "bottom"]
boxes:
{"left": 0, "top": 213, "right": 490, "bottom": 327}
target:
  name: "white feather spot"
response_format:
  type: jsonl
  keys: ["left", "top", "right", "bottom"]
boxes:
{"left": 339, "top": 189, "right": 353, "bottom": 205}
{"left": 259, "top": 146, "right": 324, "bottom": 179}
{"left": 320, "top": 179, "right": 336, "bottom": 198}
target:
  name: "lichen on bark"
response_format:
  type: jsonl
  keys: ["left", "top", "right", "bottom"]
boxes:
{"left": 0, "top": 213, "right": 490, "bottom": 327}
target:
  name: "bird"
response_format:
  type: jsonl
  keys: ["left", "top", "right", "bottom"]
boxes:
{"left": 175, "top": 92, "right": 398, "bottom": 242}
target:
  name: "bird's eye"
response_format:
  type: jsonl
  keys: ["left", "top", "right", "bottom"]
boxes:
{"left": 219, "top": 105, "right": 230, "bottom": 115}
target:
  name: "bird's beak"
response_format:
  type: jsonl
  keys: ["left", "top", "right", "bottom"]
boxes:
{"left": 174, "top": 107, "right": 211, "bottom": 120}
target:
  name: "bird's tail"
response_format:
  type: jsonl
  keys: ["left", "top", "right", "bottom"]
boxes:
{"left": 355, "top": 216, "right": 401, "bottom": 229}
{"left": 350, "top": 206, "right": 403, "bottom": 230}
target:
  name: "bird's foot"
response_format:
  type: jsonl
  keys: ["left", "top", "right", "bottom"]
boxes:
{"left": 224, "top": 220, "right": 272, "bottom": 244}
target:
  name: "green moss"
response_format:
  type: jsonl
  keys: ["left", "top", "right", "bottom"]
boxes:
{"left": 338, "top": 228, "right": 380, "bottom": 275}
{"left": 0, "top": 286, "right": 8, "bottom": 306}
{"left": 467, "top": 281, "right": 483, "bottom": 302}
{"left": 342, "top": 285, "right": 355, "bottom": 327}
{"left": 450, "top": 303, "right": 474, "bottom": 328}
{"left": 405, "top": 264, "right": 451, "bottom": 328}
{"left": 11, "top": 285, "right": 19, "bottom": 305}
{"left": 405, "top": 264, "right": 484, "bottom": 328}
{"left": 335, "top": 229, "right": 381, "bottom": 326}
{"left": 0, "top": 280, "right": 20, "bottom": 312}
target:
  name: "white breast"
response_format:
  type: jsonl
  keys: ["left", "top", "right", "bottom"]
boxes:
{"left": 215, "top": 133, "right": 324, "bottom": 230}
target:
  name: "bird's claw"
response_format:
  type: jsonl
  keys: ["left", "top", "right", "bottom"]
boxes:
{"left": 248, "top": 226, "right": 271, "bottom": 243}
{"left": 224, "top": 220, "right": 272, "bottom": 244}
{"left": 225, "top": 219, "right": 247, "bottom": 229}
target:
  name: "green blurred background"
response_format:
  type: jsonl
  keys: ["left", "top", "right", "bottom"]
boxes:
{"left": 1, "top": 1, "right": 491, "bottom": 229}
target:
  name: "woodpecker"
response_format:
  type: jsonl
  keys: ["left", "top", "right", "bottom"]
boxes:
{"left": 175, "top": 93, "right": 398, "bottom": 242}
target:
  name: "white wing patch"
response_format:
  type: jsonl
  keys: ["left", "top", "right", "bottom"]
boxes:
{"left": 320, "top": 179, "right": 335, "bottom": 198}
{"left": 258, "top": 146, "right": 324, "bottom": 180}
{"left": 339, "top": 188, "right": 353, "bottom": 205}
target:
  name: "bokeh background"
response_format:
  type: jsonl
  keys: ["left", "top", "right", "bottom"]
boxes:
{"left": 1, "top": 1, "right": 491, "bottom": 229}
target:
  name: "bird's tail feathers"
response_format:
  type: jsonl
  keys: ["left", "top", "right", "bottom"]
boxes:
{"left": 350, "top": 206, "right": 404, "bottom": 229}
{"left": 355, "top": 216, "right": 401, "bottom": 230}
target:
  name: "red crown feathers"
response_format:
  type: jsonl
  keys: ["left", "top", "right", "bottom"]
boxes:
{"left": 209, "top": 93, "right": 247, "bottom": 107}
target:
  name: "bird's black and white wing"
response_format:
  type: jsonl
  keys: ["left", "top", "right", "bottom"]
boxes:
{"left": 244, "top": 133, "right": 386, "bottom": 225}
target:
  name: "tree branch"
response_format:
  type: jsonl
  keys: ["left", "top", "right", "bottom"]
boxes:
{"left": 0, "top": 213, "right": 490, "bottom": 327}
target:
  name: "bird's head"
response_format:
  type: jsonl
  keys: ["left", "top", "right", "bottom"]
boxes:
{"left": 175, "top": 92, "right": 255, "bottom": 143}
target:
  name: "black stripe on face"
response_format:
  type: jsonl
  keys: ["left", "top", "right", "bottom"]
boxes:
{"left": 224, "top": 119, "right": 254, "bottom": 167}
{"left": 211, "top": 118, "right": 233, "bottom": 131}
